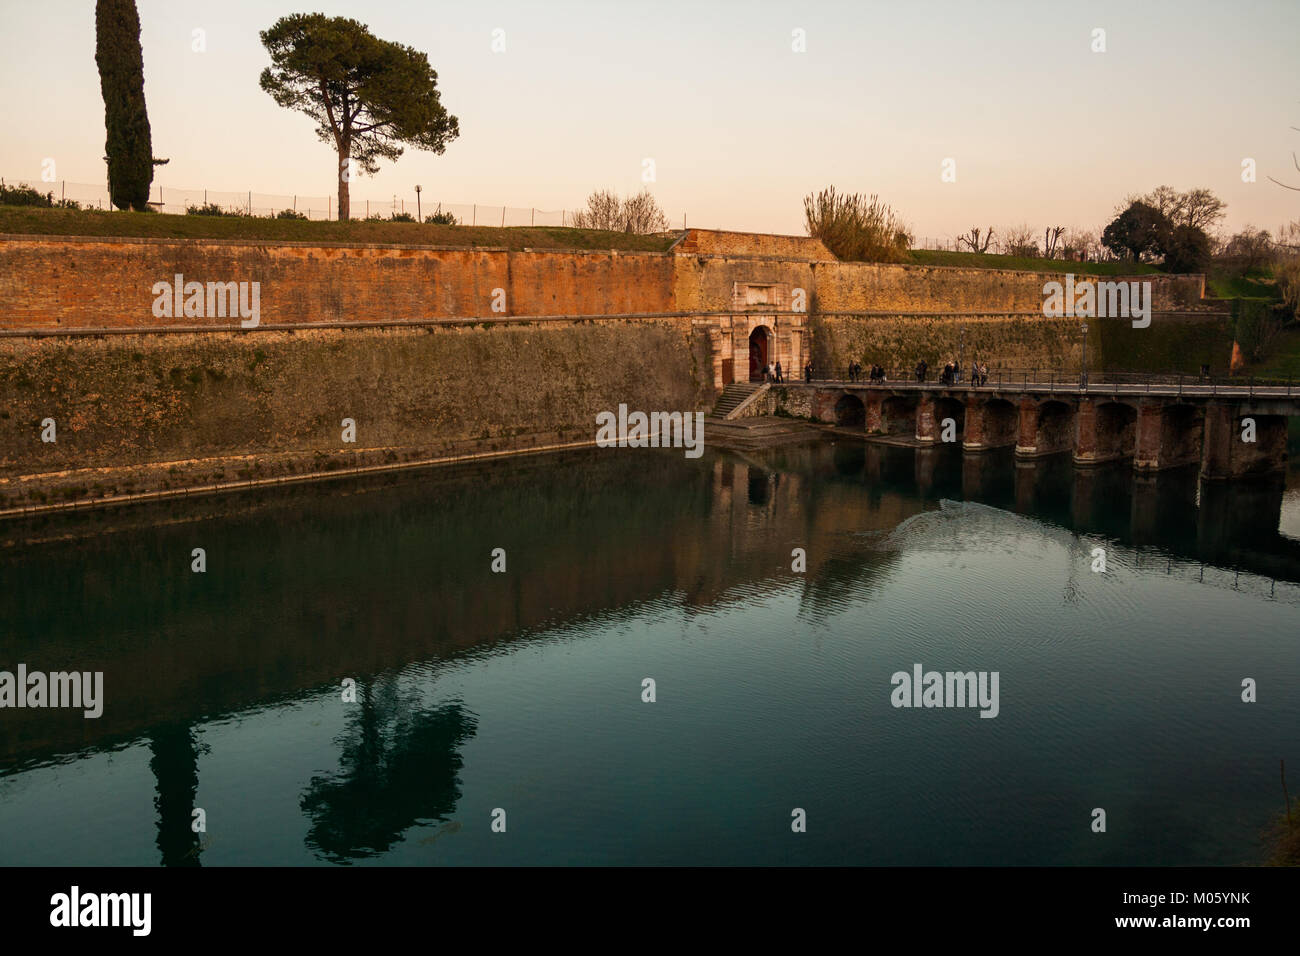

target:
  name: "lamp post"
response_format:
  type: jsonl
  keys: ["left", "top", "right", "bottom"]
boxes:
{"left": 959, "top": 326, "right": 966, "bottom": 383}
{"left": 415, "top": 185, "right": 422, "bottom": 222}
{"left": 1080, "top": 322, "right": 1089, "bottom": 389}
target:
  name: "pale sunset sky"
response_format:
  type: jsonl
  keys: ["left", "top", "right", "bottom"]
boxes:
{"left": 1, "top": 0, "right": 1297, "bottom": 238}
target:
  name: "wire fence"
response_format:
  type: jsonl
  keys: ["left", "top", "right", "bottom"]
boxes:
{"left": 0, "top": 176, "right": 590, "bottom": 226}
{"left": 912, "top": 235, "right": 1119, "bottom": 262}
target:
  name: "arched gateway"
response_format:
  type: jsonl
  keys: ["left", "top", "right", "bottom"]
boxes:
{"left": 748, "top": 326, "right": 771, "bottom": 382}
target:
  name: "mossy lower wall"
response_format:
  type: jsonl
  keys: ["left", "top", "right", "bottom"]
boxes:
{"left": 816, "top": 313, "right": 1083, "bottom": 377}
{"left": 0, "top": 321, "right": 712, "bottom": 509}
{"left": 1092, "top": 313, "right": 1236, "bottom": 373}
{"left": 816, "top": 311, "right": 1235, "bottom": 377}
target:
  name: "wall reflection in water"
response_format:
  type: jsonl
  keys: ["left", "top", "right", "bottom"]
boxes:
{"left": 0, "top": 437, "right": 1296, "bottom": 865}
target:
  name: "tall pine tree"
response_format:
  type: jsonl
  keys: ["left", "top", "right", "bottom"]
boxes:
{"left": 95, "top": 0, "right": 154, "bottom": 210}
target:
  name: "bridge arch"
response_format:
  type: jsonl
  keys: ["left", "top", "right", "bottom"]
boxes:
{"left": 880, "top": 394, "right": 917, "bottom": 435}
{"left": 933, "top": 396, "right": 965, "bottom": 443}
{"left": 965, "top": 397, "right": 1018, "bottom": 450}
{"left": 1091, "top": 401, "right": 1138, "bottom": 462}
{"left": 1149, "top": 403, "right": 1204, "bottom": 471}
{"left": 835, "top": 393, "right": 866, "bottom": 428}
{"left": 1037, "top": 400, "right": 1076, "bottom": 453}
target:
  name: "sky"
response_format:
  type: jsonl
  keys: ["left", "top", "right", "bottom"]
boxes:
{"left": 2, "top": 0, "right": 1298, "bottom": 239}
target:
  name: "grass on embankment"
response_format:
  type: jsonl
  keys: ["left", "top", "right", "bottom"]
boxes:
{"left": 906, "top": 248, "right": 1162, "bottom": 276}
{"left": 1242, "top": 324, "right": 1300, "bottom": 379}
{"left": 1207, "top": 271, "right": 1279, "bottom": 301}
{"left": 0, "top": 205, "right": 678, "bottom": 252}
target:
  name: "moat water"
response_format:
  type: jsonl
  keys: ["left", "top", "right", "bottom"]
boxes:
{"left": 2, "top": 438, "right": 1298, "bottom": 866}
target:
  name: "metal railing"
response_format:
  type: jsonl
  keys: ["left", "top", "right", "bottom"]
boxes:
{"left": 786, "top": 367, "right": 1297, "bottom": 398}
{"left": 0, "top": 176, "right": 601, "bottom": 226}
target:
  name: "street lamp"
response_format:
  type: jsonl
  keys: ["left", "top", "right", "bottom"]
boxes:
{"left": 415, "top": 185, "right": 422, "bottom": 222}
{"left": 1080, "top": 322, "right": 1089, "bottom": 389}
{"left": 959, "top": 326, "right": 966, "bottom": 383}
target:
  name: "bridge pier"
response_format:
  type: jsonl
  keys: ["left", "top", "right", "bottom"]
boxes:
{"left": 1134, "top": 401, "right": 1204, "bottom": 472}
{"left": 864, "top": 394, "right": 884, "bottom": 434}
{"left": 1014, "top": 398, "right": 1075, "bottom": 458}
{"left": 1200, "top": 404, "right": 1288, "bottom": 480}
{"left": 915, "top": 395, "right": 937, "bottom": 443}
{"left": 963, "top": 398, "right": 1018, "bottom": 452}
{"left": 1074, "top": 398, "right": 1137, "bottom": 466}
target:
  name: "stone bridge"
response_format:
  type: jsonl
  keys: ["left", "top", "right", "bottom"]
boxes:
{"left": 784, "top": 380, "right": 1297, "bottom": 479}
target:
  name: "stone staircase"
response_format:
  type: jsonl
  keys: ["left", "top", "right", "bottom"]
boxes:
{"left": 705, "top": 382, "right": 821, "bottom": 450}
{"left": 712, "top": 382, "right": 769, "bottom": 420}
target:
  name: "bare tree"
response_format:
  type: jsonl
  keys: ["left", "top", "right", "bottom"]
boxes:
{"left": 1126, "top": 185, "right": 1180, "bottom": 220}
{"left": 569, "top": 189, "right": 623, "bottom": 231}
{"left": 1043, "top": 226, "right": 1065, "bottom": 258}
{"left": 1273, "top": 220, "right": 1300, "bottom": 318}
{"left": 1268, "top": 154, "right": 1300, "bottom": 191}
{"left": 1222, "top": 226, "right": 1274, "bottom": 276}
{"left": 1000, "top": 223, "right": 1039, "bottom": 258}
{"left": 957, "top": 227, "right": 995, "bottom": 253}
{"left": 1269, "top": 114, "right": 1300, "bottom": 191}
{"left": 1129, "top": 185, "right": 1226, "bottom": 231}
{"left": 569, "top": 189, "right": 668, "bottom": 234}
{"left": 1062, "top": 228, "right": 1098, "bottom": 261}
{"left": 1178, "top": 188, "right": 1227, "bottom": 231}
{"left": 620, "top": 189, "right": 669, "bottom": 234}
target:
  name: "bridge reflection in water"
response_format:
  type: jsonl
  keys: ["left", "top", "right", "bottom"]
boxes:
{"left": 0, "top": 438, "right": 1297, "bottom": 865}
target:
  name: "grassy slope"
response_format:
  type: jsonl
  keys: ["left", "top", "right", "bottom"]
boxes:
{"left": 907, "top": 248, "right": 1161, "bottom": 276}
{"left": 5, "top": 206, "right": 1178, "bottom": 273}
{"left": 1207, "top": 272, "right": 1278, "bottom": 300}
{"left": 1211, "top": 266, "right": 1298, "bottom": 379}
{"left": 1243, "top": 324, "right": 1300, "bottom": 378}
{"left": 0, "top": 205, "right": 678, "bottom": 252}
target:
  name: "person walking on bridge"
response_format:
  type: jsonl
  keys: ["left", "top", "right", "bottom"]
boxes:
{"left": 774, "top": 361, "right": 783, "bottom": 383}
{"left": 915, "top": 360, "right": 928, "bottom": 383}
{"left": 804, "top": 361, "right": 813, "bottom": 383}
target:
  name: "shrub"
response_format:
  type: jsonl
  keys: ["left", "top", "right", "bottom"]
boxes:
{"left": 186, "top": 201, "right": 238, "bottom": 216}
{"left": 0, "top": 183, "right": 55, "bottom": 207}
{"left": 275, "top": 207, "right": 307, "bottom": 220}
{"left": 388, "top": 211, "right": 416, "bottom": 222}
{"left": 425, "top": 210, "right": 459, "bottom": 225}
{"left": 570, "top": 188, "right": 669, "bottom": 234}
{"left": 802, "top": 187, "right": 912, "bottom": 262}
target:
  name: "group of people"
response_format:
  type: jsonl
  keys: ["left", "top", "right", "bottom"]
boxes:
{"left": 937, "top": 360, "right": 989, "bottom": 386}
{"left": 765, "top": 356, "right": 994, "bottom": 386}
{"left": 847, "top": 361, "right": 886, "bottom": 382}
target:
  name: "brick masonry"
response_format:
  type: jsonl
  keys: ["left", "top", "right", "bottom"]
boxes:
{"left": 0, "top": 228, "right": 1233, "bottom": 505}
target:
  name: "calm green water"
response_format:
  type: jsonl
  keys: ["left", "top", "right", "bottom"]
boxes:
{"left": 1, "top": 440, "right": 1298, "bottom": 866}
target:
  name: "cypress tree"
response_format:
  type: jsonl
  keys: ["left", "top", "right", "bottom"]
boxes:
{"left": 95, "top": 0, "right": 154, "bottom": 210}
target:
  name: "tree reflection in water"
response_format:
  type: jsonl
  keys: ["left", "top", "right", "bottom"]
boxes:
{"left": 300, "top": 677, "right": 477, "bottom": 862}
